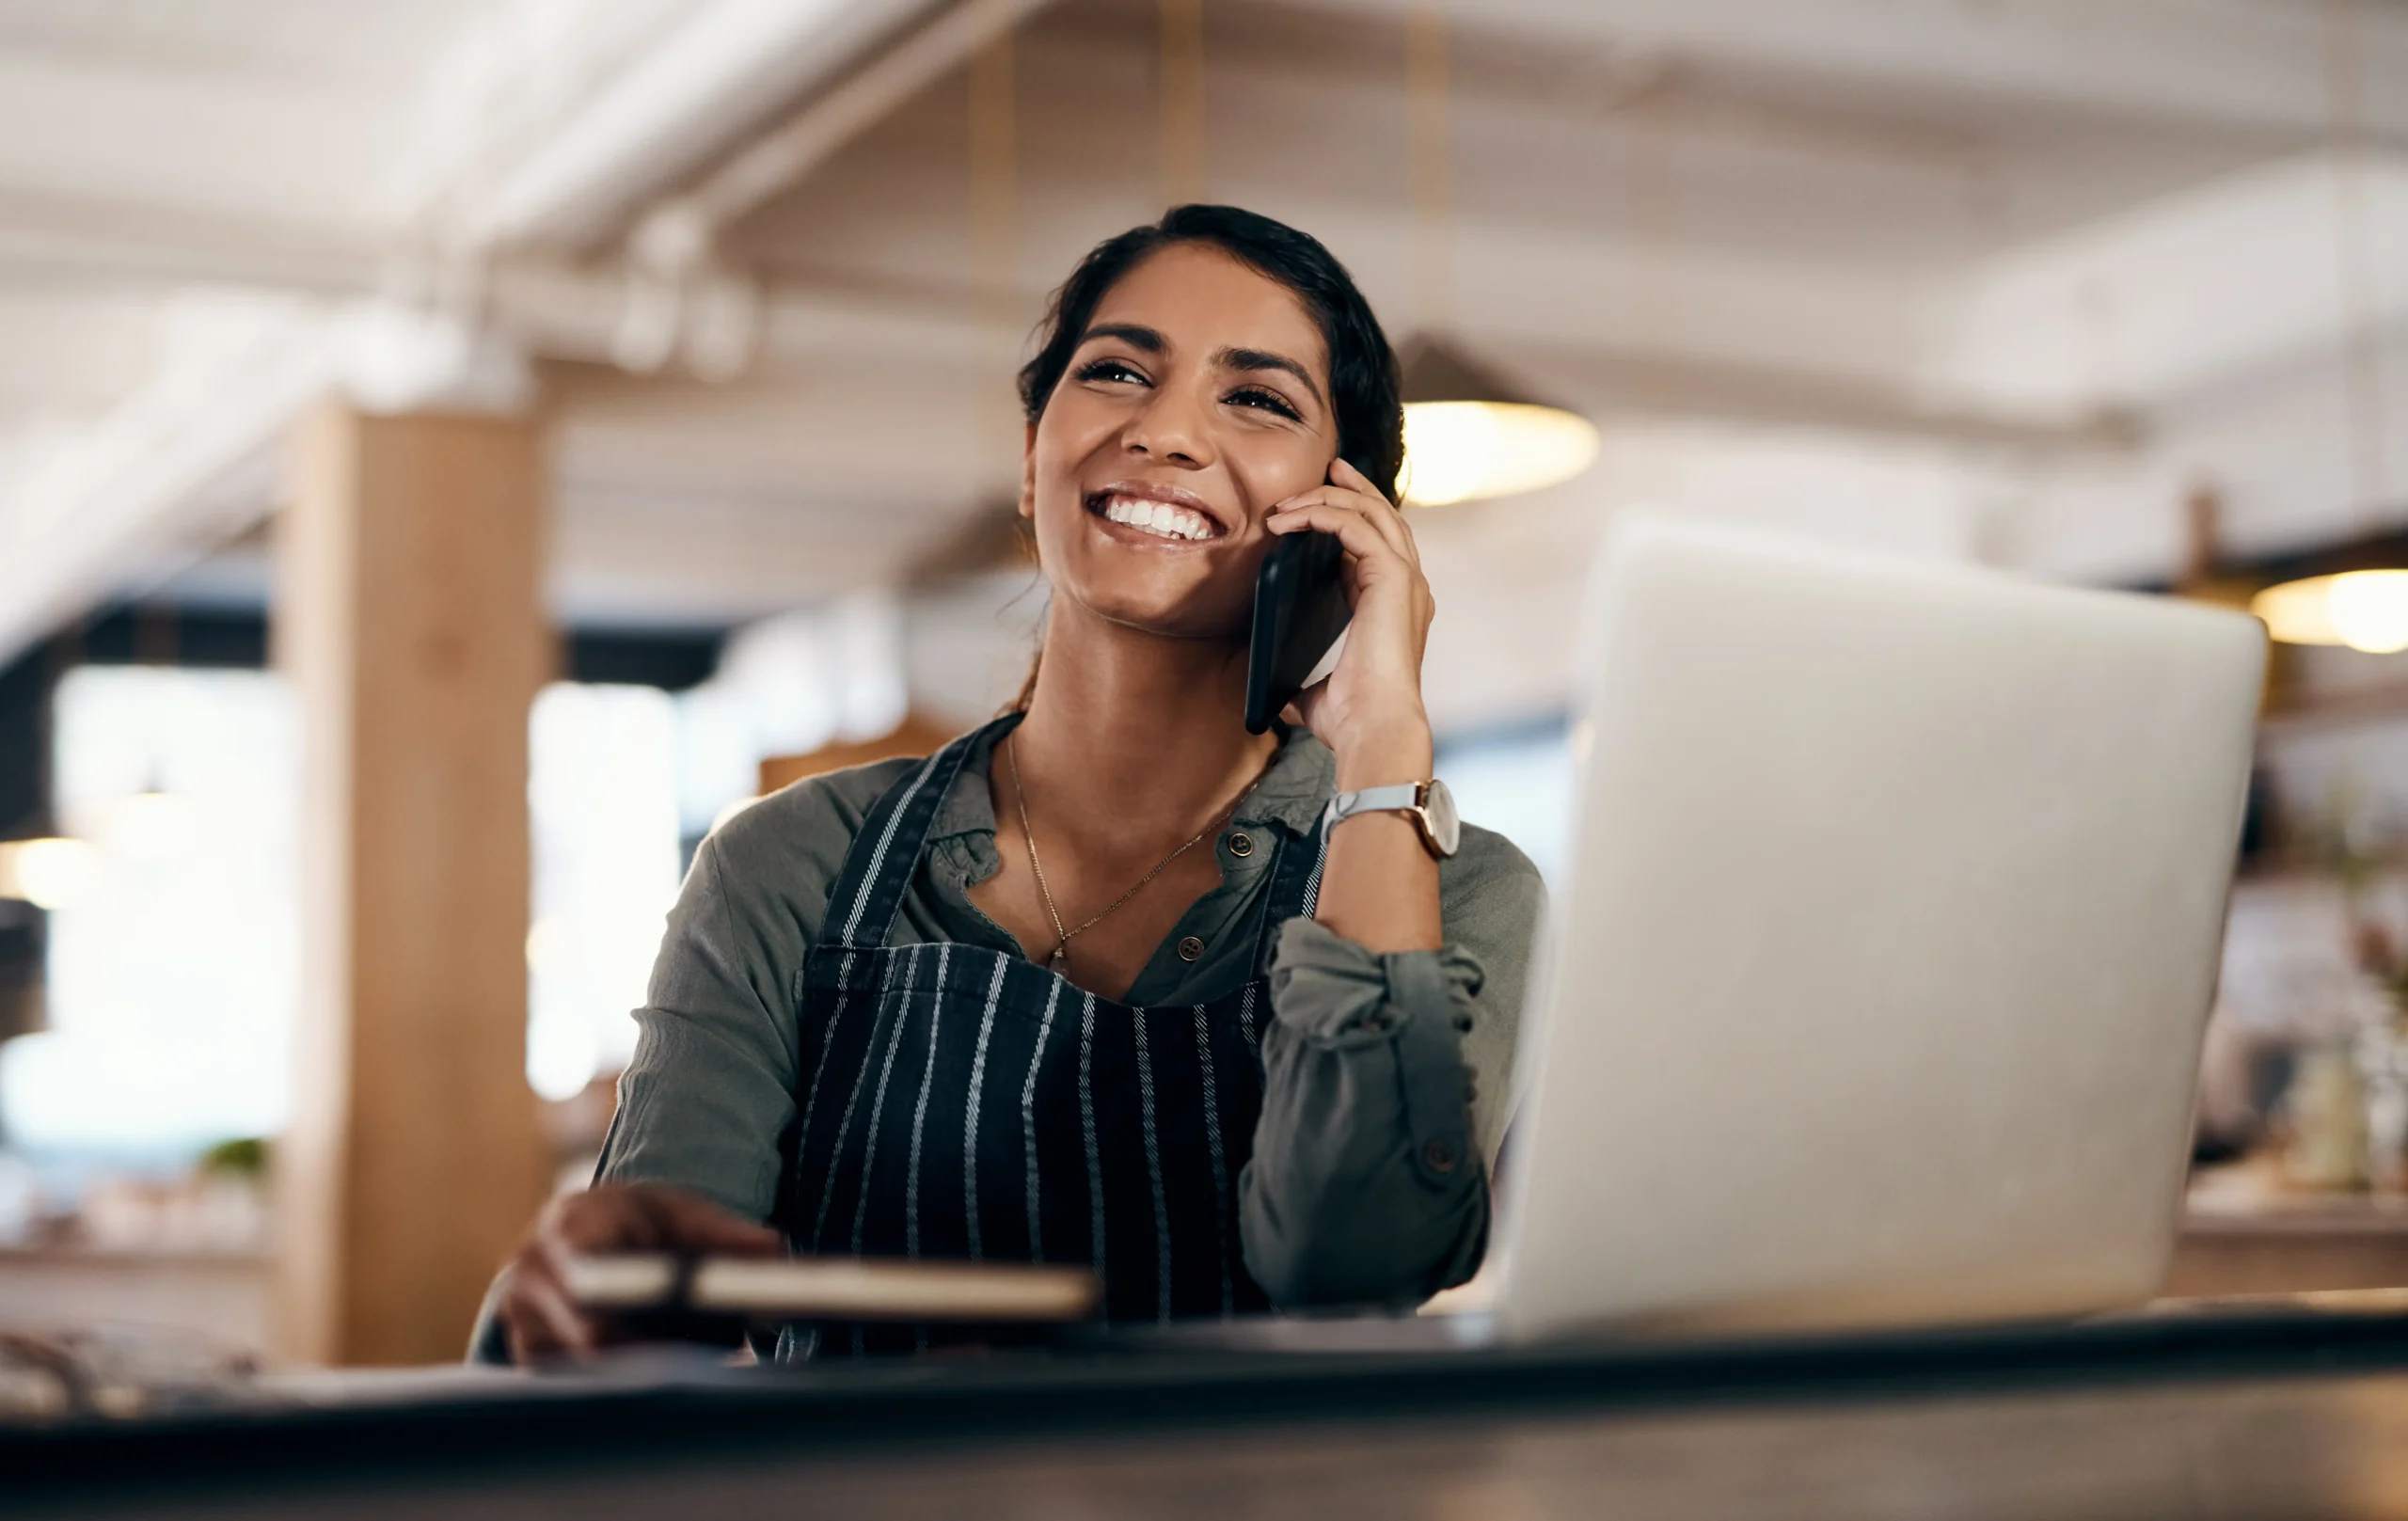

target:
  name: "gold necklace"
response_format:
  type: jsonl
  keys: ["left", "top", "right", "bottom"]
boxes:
{"left": 1005, "top": 733, "right": 1269, "bottom": 973}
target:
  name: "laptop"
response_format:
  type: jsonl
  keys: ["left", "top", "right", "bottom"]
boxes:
{"left": 1489, "top": 516, "right": 2265, "bottom": 1341}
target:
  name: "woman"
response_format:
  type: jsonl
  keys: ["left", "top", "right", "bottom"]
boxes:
{"left": 489, "top": 205, "right": 1543, "bottom": 1361}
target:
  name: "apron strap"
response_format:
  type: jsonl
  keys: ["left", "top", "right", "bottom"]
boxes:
{"left": 820, "top": 715, "right": 1016, "bottom": 952}
{"left": 1249, "top": 813, "right": 1330, "bottom": 974}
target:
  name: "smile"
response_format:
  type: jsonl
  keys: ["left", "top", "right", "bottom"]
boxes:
{"left": 1085, "top": 488, "right": 1227, "bottom": 543}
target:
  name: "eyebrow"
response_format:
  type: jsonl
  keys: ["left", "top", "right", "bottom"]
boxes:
{"left": 1079, "top": 323, "right": 1164, "bottom": 352}
{"left": 1076, "top": 324, "right": 1325, "bottom": 410}
{"left": 1216, "top": 346, "right": 1325, "bottom": 409}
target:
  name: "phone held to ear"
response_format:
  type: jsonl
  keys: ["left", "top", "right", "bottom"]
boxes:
{"left": 1244, "top": 527, "right": 1351, "bottom": 735}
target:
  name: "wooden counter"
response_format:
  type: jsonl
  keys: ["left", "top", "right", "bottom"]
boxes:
{"left": 16, "top": 1303, "right": 2408, "bottom": 1519}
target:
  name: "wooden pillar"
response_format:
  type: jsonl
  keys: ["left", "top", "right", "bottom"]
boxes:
{"left": 272, "top": 404, "right": 552, "bottom": 1366}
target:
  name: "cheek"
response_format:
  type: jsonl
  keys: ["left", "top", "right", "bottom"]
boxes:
{"left": 1227, "top": 433, "right": 1336, "bottom": 512}
{"left": 1029, "top": 401, "right": 1116, "bottom": 509}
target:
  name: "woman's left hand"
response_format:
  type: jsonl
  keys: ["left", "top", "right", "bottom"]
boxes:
{"left": 1265, "top": 457, "right": 1436, "bottom": 786}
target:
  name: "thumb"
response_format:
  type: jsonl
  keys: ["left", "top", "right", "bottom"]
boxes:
{"left": 1288, "top": 680, "right": 1328, "bottom": 736}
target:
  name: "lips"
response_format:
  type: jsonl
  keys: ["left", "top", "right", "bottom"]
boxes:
{"left": 1085, "top": 482, "right": 1228, "bottom": 544}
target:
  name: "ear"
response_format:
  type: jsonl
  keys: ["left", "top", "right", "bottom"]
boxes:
{"left": 1018, "top": 422, "right": 1038, "bottom": 520}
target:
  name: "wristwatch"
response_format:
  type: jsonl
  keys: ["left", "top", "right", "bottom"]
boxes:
{"left": 1321, "top": 778, "right": 1461, "bottom": 860}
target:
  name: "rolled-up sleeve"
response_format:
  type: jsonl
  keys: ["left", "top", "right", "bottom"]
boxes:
{"left": 1241, "top": 921, "right": 1490, "bottom": 1307}
{"left": 596, "top": 816, "right": 824, "bottom": 1224}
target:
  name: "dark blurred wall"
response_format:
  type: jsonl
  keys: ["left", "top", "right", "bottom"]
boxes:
{"left": 0, "top": 641, "right": 48, "bottom": 1044}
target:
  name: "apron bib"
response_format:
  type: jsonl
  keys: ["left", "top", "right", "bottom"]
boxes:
{"left": 775, "top": 717, "right": 1323, "bottom": 1355}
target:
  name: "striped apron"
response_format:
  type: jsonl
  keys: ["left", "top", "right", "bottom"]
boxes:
{"left": 774, "top": 716, "right": 1324, "bottom": 1356}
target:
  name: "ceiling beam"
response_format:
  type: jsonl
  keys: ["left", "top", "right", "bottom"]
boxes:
{"left": 453, "top": 0, "right": 981, "bottom": 252}
{"left": 639, "top": 0, "right": 1056, "bottom": 259}
{"left": 0, "top": 301, "right": 332, "bottom": 667}
{"left": 1291, "top": 0, "right": 2408, "bottom": 149}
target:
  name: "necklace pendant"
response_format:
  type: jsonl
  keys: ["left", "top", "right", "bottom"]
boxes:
{"left": 1048, "top": 944, "right": 1068, "bottom": 973}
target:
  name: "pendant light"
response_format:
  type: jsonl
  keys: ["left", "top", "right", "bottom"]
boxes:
{"left": 1398, "top": 336, "right": 1600, "bottom": 507}
{"left": 0, "top": 624, "right": 101, "bottom": 911}
{"left": 2254, "top": 570, "right": 2408, "bottom": 654}
{"left": 1393, "top": 1, "right": 1597, "bottom": 508}
{"left": 0, "top": 835, "right": 101, "bottom": 911}
{"left": 2246, "top": 0, "right": 2398, "bottom": 652}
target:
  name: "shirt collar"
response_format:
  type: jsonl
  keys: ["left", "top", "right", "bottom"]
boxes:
{"left": 928, "top": 716, "right": 1334, "bottom": 844}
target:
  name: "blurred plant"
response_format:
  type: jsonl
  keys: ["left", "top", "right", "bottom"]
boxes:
{"left": 2299, "top": 773, "right": 2408, "bottom": 1022}
{"left": 2276, "top": 772, "right": 2408, "bottom": 1191}
{"left": 2300, "top": 771, "right": 2400, "bottom": 895}
{"left": 197, "top": 1137, "right": 267, "bottom": 1180}
{"left": 2285, "top": 1043, "right": 2370, "bottom": 1190}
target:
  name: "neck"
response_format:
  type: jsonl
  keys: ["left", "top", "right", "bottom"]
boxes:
{"left": 1009, "top": 602, "right": 1278, "bottom": 845}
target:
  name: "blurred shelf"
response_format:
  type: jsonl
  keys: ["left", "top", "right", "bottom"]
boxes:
{"left": 0, "top": 1244, "right": 271, "bottom": 1355}
{"left": 0, "top": 1243, "right": 269, "bottom": 1266}
{"left": 2172, "top": 1162, "right": 2408, "bottom": 1296}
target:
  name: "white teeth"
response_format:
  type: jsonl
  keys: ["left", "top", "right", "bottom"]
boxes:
{"left": 1101, "top": 495, "right": 1213, "bottom": 542}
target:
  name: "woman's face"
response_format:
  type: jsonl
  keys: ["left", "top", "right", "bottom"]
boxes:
{"left": 1022, "top": 241, "right": 1340, "bottom": 642}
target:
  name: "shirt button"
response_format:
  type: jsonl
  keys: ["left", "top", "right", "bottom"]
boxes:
{"left": 1177, "top": 935, "right": 1206, "bottom": 962}
{"left": 1423, "top": 1139, "right": 1458, "bottom": 1173}
{"left": 1228, "top": 832, "right": 1254, "bottom": 858}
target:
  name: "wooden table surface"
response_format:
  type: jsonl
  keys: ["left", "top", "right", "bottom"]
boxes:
{"left": 18, "top": 1303, "right": 2408, "bottom": 1520}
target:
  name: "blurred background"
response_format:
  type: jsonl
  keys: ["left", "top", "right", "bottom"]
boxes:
{"left": 0, "top": 0, "right": 2403, "bottom": 1370}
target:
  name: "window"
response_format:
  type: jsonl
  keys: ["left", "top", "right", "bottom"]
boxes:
{"left": 0, "top": 670, "right": 705, "bottom": 1155}
{"left": 1435, "top": 716, "right": 1575, "bottom": 889}
{"left": 526, "top": 682, "right": 683, "bottom": 1101}
{"left": 1, "top": 667, "right": 297, "bottom": 1156}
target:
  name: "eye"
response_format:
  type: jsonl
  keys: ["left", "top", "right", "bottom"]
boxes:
{"left": 1074, "top": 357, "right": 1149, "bottom": 386}
{"left": 1227, "top": 385, "right": 1302, "bottom": 422}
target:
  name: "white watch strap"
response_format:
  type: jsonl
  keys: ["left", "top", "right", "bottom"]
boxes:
{"left": 1321, "top": 783, "right": 1422, "bottom": 835}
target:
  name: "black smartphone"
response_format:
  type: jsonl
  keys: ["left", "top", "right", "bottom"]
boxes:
{"left": 1244, "top": 528, "right": 1350, "bottom": 735}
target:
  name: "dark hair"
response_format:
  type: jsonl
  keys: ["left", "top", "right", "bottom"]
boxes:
{"left": 1016, "top": 204, "right": 1404, "bottom": 501}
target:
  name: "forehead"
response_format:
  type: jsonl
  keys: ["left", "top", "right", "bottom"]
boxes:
{"left": 1089, "top": 243, "right": 1329, "bottom": 379}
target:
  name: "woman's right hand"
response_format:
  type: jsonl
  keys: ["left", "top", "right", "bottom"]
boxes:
{"left": 495, "top": 1182, "right": 783, "bottom": 1363}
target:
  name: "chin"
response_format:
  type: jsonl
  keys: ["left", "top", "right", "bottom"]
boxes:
{"left": 1086, "top": 591, "right": 1245, "bottom": 642}
{"left": 1066, "top": 567, "right": 1251, "bottom": 643}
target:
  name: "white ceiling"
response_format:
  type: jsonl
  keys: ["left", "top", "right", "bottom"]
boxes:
{"left": 0, "top": 0, "right": 2402, "bottom": 727}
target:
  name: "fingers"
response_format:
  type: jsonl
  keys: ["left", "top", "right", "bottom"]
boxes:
{"left": 498, "top": 1228, "right": 600, "bottom": 1363}
{"left": 1266, "top": 499, "right": 1415, "bottom": 574}
{"left": 633, "top": 1187, "right": 785, "bottom": 1256}
{"left": 544, "top": 1182, "right": 780, "bottom": 1255}
{"left": 1270, "top": 493, "right": 1414, "bottom": 563}
{"left": 1327, "top": 458, "right": 1417, "bottom": 560}
{"left": 1328, "top": 456, "right": 1395, "bottom": 508}
{"left": 503, "top": 1258, "right": 598, "bottom": 1362}
{"left": 1272, "top": 475, "right": 1418, "bottom": 566}
{"left": 499, "top": 1183, "right": 784, "bottom": 1365}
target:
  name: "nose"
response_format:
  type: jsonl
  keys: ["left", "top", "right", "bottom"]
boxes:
{"left": 1122, "top": 379, "right": 1213, "bottom": 468}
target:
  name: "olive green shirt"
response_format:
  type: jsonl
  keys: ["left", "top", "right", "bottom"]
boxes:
{"left": 593, "top": 721, "right": 1543, "bottom": 1314}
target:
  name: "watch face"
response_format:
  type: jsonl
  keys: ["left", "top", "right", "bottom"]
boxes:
{"left": 1423, "top": 778, "right": 1463, "bottom": 857}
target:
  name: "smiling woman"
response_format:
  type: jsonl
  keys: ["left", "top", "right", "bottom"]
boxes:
{"left": 481, "top": 206, "right": 1544, "bottom": 1364}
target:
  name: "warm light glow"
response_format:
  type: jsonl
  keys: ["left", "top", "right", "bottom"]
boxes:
{"left": 1401, "top": 401, "right": 1599, "bottom": 507}
{"left": 0, "top": 837, "right": 103, "bottom": 910}
{"left": 2251, "top": 571, "right": 2408, "bottom": 654}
